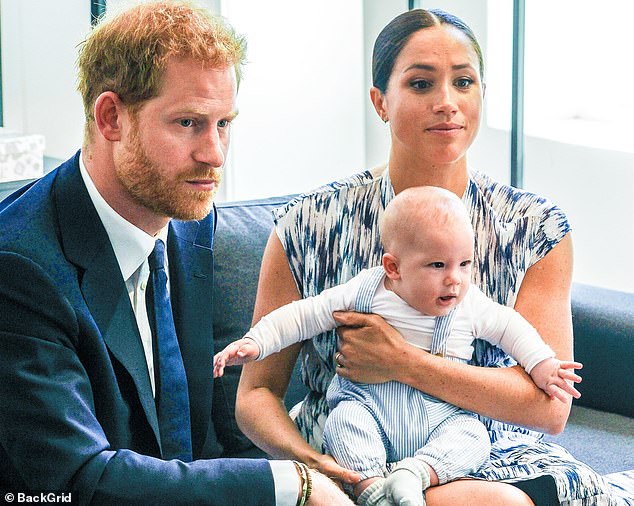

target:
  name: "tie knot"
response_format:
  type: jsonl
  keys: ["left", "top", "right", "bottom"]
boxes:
{"left": 148, "top": 239, "right": 166, "bottom": 272}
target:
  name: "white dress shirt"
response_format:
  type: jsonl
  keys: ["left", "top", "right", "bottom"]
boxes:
{"left": 78, "top": 155, "right": 298, "bottom": 505}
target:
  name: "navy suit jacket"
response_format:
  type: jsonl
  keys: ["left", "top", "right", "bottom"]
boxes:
{"left": 0, "top": 152, "right": 274, "bottom": 505}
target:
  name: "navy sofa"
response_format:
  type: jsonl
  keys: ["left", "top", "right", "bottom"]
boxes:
{"left": 212, "top": 195, "right": 634, "bottom": 503}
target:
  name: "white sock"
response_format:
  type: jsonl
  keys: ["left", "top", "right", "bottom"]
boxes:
{"left": 383, "top": 458, "right": 431, "bottom": 506}
{"left": 356, "top": 478, "right": 390, "bottom": 506}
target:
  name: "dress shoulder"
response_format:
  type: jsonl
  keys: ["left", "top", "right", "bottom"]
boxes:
{"left": 467, "top": 170, "right": 571, "bottom": 270}
{"left": 273, "top": 169, "right": 380, "bottom": 224}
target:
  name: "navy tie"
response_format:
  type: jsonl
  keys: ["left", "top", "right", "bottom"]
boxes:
{"left": 147, "top": 239, "right": 193, "bottom": 461}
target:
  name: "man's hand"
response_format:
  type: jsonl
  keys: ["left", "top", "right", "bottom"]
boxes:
{"left": 530, "top": 357, "right": 583, "bottom": 402}
{"left": 306, "top": 469, "right": 356, "bottom": 505}
{"left": 212, "top": 337, "right": 260, "bottom": 377}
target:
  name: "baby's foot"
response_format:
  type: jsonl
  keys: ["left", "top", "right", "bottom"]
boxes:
{"left": 383, "top": 458, "right": 431, "bottom": 506}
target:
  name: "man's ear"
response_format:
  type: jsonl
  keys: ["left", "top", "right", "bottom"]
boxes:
{"left": 93, "top": 91, "right": 125, "bottom": 142}
{"left": 382, "top": 252, "right": 401, "bottom": 280}
{"left": 370, "top": 86, "right": 389, "bottom": 123}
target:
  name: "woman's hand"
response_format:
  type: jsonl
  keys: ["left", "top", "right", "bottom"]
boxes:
{"left": 332, "top": 311, "right": 411, "bottom": 384}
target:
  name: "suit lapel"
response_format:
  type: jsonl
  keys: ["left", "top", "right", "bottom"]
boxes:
{"left": 168, "top": 218, "right": 214, "bottom": 456}
{"left": 54, "top": 155, "right": 161, "bottom": 447}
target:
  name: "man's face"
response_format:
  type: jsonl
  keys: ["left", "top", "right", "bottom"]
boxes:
{"left": 115, "top": 56, "right": 238, "bottom": 223}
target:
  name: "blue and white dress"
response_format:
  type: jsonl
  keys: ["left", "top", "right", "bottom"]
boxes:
{"left": 273, "top": 166, "right": 616, "bottom": 505}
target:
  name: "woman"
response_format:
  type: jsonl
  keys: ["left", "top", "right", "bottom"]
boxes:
{"left": 236, "top": 9, "right": 613, "bottom": 505}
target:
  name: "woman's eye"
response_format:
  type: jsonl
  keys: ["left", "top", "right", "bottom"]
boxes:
{"left": 411, "top": 80, "right": 432, "bottom": 90}
{"left": 455, "top": 77, "right": 474, "bottom": 89}
{"left": 180, "top": 119, "right": 195, "bottom": 128}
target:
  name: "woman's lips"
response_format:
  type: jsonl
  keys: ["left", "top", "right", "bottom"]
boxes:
{"left": 427, "top": 123, "right": 464, "bottom": 135}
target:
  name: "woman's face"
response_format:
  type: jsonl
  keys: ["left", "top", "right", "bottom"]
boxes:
{"left": 375, "top": 24, "right": 484, "bottom": 167}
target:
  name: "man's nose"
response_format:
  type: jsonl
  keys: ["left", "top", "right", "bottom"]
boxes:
{"left": 194, "top": 128, "right": 226, "bottom": 168}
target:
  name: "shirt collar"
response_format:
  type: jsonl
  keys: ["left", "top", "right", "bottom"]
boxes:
{"left": 79, "top": 153, "right": 169, "bottom": 281}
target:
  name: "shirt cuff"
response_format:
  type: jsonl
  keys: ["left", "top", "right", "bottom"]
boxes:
{"left": 270, "top": 460, "right": 300, "bottom": 506}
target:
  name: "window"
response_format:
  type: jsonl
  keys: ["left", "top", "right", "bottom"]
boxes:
{"left": 484, "top": 0, "right": 634, "bottom": 293}
{"left": 487, "top": 0, "right": 634, "bottom": 154}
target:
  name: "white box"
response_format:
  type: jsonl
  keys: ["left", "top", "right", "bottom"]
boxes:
{"left": 0, "top": 129, "right": 45, "bottom": 183}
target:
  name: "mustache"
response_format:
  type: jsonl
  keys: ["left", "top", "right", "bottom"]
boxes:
{"left": 179, "top": 167, "right": 223, "bottom": 181}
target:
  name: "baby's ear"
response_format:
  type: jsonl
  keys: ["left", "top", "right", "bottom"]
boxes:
{"left": 382, "top": 253, "right": 401, "bottom": 280}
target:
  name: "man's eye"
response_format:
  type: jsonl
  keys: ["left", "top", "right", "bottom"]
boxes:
{"left": 455, "top": 77, "right": 474, "bottom": 89}
{"left": 218, "top": 119, "right": 229, "bottom": 128}
{"left": 180, "top": 119, "right": 195, "bottom": 128}
{"left": 411, "top": 80, "right": 432, "bottom": 90}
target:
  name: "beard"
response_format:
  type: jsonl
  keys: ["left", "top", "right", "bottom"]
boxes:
{"left": 115, "top": 121, "right": 221, "bottom": 221}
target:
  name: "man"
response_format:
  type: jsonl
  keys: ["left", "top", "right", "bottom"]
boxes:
{"left": 0, "top": 2, "right": 352, "bottom": 504}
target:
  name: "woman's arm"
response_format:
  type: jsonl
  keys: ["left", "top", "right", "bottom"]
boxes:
{"left": 334, "top": 233, "right": 574, "bottom": 435}
{"left": 235, "top": 231, "right": 360, "bottom": 483}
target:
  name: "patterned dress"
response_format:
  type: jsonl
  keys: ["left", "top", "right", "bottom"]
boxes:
{"left": 273, "top": 166, "right": 617, "bottom": 505}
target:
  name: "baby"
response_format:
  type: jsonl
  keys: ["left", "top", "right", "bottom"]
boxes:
{"left": 214, "top": 186, "right": 582, "bottom": 506}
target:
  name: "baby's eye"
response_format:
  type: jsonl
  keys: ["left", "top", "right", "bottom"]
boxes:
{"left": 455, "top": 77, "right": 474, "bottom": 89}
{"left": 431, "top": 262, "right": 444, "bottom": 268}
{"left": 460, "top": 260, "right": 472, "bottom": 267}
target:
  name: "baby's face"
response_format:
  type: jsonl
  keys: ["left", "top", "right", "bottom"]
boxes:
{"left": 393, "top": 221, "right": 474, "bottom": 316}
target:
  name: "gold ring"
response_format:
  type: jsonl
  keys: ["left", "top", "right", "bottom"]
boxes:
{"left": 334, "top": 352, "right": 344, "bottom": 368}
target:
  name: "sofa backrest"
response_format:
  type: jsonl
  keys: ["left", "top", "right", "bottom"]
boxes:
{"left": 212, "top": 196, "right": 308, "bottom": 456}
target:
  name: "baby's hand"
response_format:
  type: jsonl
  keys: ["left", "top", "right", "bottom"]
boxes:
{"left": 213, "top": 337, "right": 260, "bottom": 378}
{"left": 530, "top": 357, "right": 583, "bottom": 402}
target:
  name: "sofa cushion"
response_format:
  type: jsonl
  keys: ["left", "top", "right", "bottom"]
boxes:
{"left": 571, "top": 283, "right": 634, "bottom": 418}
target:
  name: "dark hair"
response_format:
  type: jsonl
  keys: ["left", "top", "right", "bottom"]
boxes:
{"left": 372, "top": 9, "right": 484, "bottom": 92}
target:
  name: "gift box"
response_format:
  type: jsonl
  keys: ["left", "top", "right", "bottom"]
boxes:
{"left": 0, "top": 129, "right": 45, "bottom": 183}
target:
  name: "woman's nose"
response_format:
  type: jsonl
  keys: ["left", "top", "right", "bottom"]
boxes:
{"left": 432, "top": 83, "right": 458, "bottom": 115}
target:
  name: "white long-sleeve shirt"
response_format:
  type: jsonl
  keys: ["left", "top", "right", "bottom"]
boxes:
{"left": 249, "top": 266, "right": 554, "bottom": 374}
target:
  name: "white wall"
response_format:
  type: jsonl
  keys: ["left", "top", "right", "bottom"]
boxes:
{"left": 362, "top": 0, "right": 406, "bottom": 170}
{"left": 219, "top": 0, "right": 366, "bottom": 201}
{"left": 1, "top": 0, "right": 89, "bottom": 160}
{"left": 1, "top": 0, "right": 631, "bottom": 292}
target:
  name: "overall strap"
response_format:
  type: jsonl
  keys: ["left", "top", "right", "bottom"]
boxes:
{"left": 354, "top": 267, "right": 386, "bottom": 313}
{"left": 430, "top": 309, "right": 457, "bottom": 357}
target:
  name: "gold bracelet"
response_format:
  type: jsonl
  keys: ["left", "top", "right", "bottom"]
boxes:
{"left": 292, "top": 461, "right": 311, "bottom": 506}
{"left": 303, "top": 464, "right": 312, "bottom": 503}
